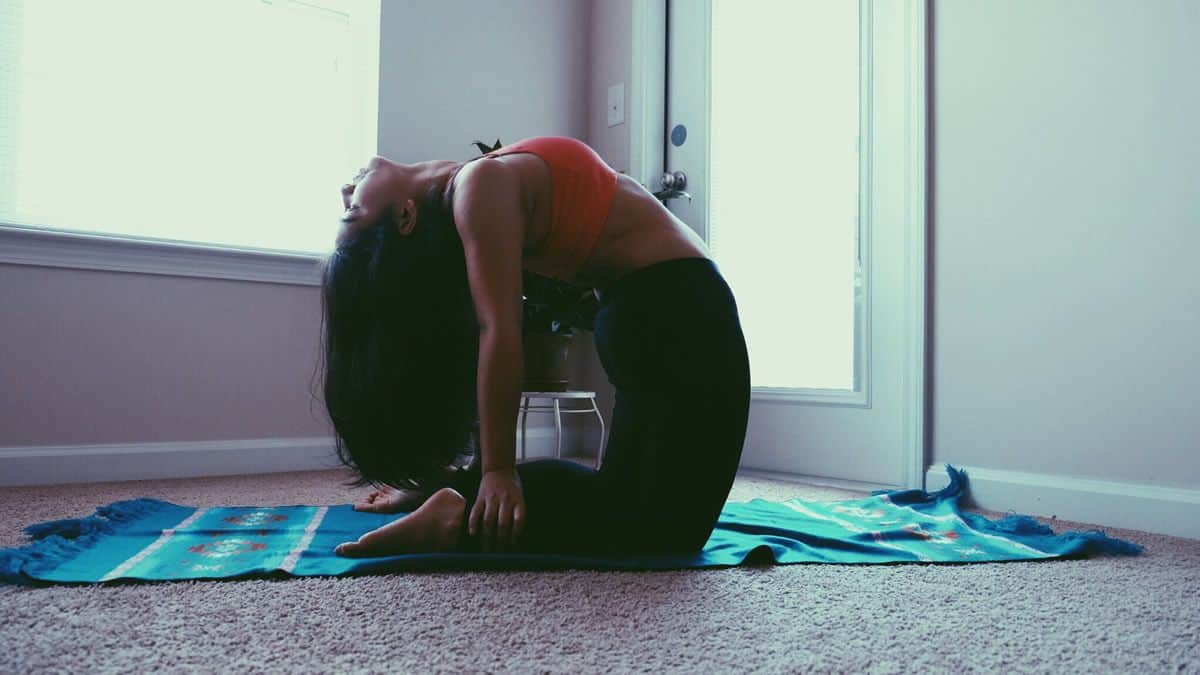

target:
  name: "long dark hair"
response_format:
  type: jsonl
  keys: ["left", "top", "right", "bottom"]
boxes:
{"left": 318, "top": 179, "right": 479, "bottom": 488}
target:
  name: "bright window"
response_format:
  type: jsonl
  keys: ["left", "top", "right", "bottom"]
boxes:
{"left": 0, "top": 0, "right": 379, "bottom": 254}
{"left": 709, "top": 0, "right": 861, "bottom": 390}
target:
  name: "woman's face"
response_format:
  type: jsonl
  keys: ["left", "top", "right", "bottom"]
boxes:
{"left": 336, "top": 157, "right": 453, "bottom": 247}
{"left": 338, "top": 159, "right": 404, "bottom": 245}
{"left": 340, "top": 161, "right": 394, "bottom": 222}
{"left": 340, "top": 167, "right": 370, "bottom": 211}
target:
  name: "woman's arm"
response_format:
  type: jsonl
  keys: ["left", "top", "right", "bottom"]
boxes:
{"left": 476, "top": 331, "right": 522, "bottom": 473}
{"left": 452, "top": 159, "right": 528, "bottom": 550}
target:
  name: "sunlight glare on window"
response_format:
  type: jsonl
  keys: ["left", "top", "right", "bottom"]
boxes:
{"left": 710, "top": 0, "right": 860, "bottom": 390}
{"left": 3, "top": 0, "right": 371, "bottom": 253}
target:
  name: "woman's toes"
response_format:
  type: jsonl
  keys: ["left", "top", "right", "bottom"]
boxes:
{"left": 336, "top": 534, "right": 379, "bottom": 557}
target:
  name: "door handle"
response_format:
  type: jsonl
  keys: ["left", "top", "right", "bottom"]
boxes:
{"left": 654, "top": 170, "right": 692, "bottom": 202}
{"left": 660, "top": 171, "right": 687, "bottom": 190}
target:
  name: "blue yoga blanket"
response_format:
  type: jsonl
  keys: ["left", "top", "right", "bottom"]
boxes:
{"left": 0, "top": 466, "right": 1141, "bottom": 584}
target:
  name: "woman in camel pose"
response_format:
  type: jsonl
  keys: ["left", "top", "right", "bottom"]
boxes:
{"left": 323, "top": 136, "right": 750, "bottom": 557}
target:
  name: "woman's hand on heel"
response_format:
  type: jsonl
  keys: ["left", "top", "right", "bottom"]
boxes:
{"left": 469, "top": 468, "right": 526, "bottom": 552}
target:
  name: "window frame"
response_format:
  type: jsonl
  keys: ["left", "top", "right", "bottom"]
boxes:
{"left": 0, "top": 223, "right": 325, "bottom": 285}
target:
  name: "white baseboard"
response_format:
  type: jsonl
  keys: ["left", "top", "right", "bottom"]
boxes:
{"left": 0, "top": 428, "right": 560, "bottom": 487}
{"left": 0, "top": 437, "right": 339, "bottom": 487}
{"left": 925, "top": 464, "right": 1200, "bottom": 540}
{"left": 736, "top": 467, "right": 894, "bottom": 495}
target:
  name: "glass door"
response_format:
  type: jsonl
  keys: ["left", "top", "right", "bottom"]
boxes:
{"left": 665, "top": 0, "right": 926, "bottom": 487}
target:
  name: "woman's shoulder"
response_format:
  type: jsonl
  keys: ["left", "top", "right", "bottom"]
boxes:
{"left": 449, "top": 152, "right": 554, "bottom": 252}
{"left": 450, "top": 158, "right": 527, "bottom": 231}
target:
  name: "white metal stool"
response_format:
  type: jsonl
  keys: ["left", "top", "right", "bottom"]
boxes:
{"left": 518, "top": 391, "right": 606, "bottom": 469}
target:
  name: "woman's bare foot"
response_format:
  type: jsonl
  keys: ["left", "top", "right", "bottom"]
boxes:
{"left": 354, "top": 484, "right": 430, "bottom": 513}
{"left": 335, "top": 487, "right": 467, "bottom": 557}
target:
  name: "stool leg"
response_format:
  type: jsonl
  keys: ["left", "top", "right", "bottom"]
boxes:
{"left": 520, "top": 396, "right": 530, "bottom": 461}
{"left": 591, "top": 397, "right": 606, "bottom": 470}
{"left": 553, "top": 399, "right": 562, "bottom": 459}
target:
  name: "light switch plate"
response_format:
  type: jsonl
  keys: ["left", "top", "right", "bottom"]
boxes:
{"left": 607, "top": 83, "right": 625, "bottom": 127}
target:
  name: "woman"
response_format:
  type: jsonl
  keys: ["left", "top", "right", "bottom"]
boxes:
{"left": 324, "top": 136, "right": 750, "bottom": 557}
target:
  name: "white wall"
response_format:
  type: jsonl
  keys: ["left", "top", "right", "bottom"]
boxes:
{"left": 930, "top": 0, "right": 1200, "bottom": 489}
{"left": 377, "top": 0, "right": 589, "bottom": 163}
{"left": 586, "top": 0, "right": 634, "bottom": 175}
{"left": 927, "top": 0, "right": 1200, "bottom": 535}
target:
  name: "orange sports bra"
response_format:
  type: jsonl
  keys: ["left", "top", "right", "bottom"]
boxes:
{"left": 483, "top": 136, "right": 617, "bottom": 280}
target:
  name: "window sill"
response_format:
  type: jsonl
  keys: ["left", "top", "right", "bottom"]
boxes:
{"left": 0, "top": 223, "right": 325, "bottom": 286}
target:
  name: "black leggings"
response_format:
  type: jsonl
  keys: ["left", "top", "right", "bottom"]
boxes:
{"left": 454, "top": 257, "right": 751, "bottom": 555}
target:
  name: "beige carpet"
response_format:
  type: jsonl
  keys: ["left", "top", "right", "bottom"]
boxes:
{"left": 1, "top": 468, "right": 1197, "bottom": 673}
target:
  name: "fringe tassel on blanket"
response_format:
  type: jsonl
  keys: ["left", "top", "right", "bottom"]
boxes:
{"left": 0, "top": 498, "right": 175, "bottom": 584}
{"left": 885, "top": 465, "right": 1144, "bottom": 558}
{"left": 871, "top": 464, "right": 968, "bottom": 504}
{"left": 959, "top": 511, "right": 1144, "bottom": 557}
